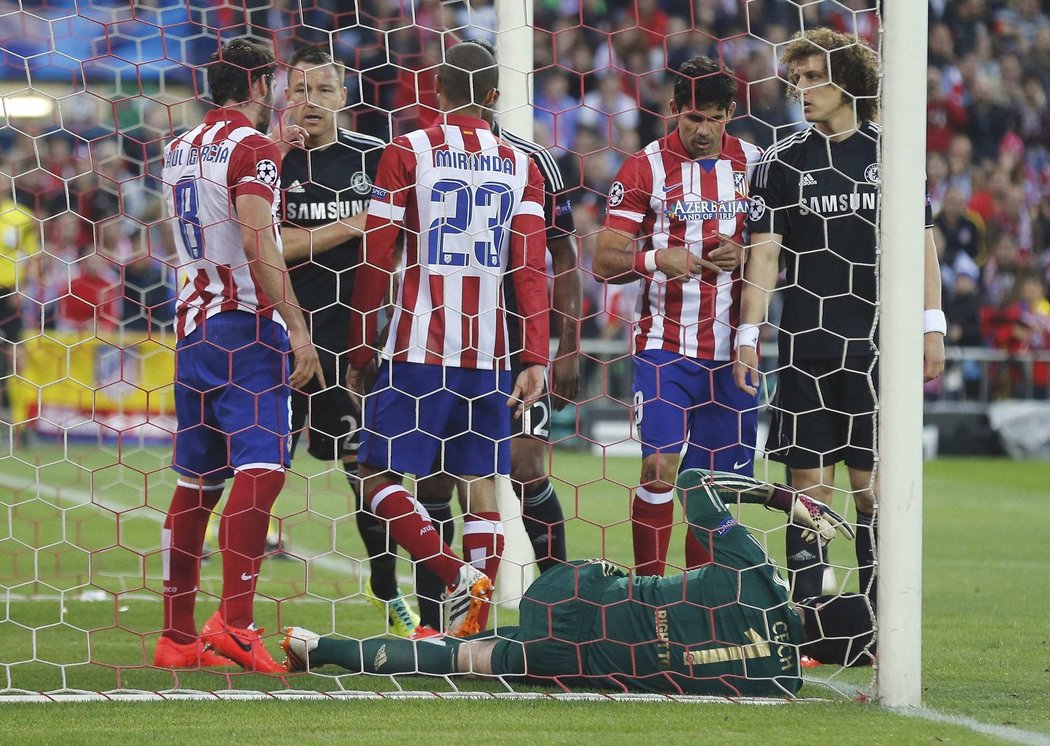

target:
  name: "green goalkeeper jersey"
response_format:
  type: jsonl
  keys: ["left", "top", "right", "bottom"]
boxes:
{"left": 517, "top": 479, "right": 803, "bottom": 697}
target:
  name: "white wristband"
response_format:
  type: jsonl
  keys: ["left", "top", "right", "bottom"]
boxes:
{"left": 736, "top": 323, "right": 760, "bottom": 349}
{"left": 643, "top": 249, "right": 659, "bottom": 273}
{"left": 924, "top": 309, "right": 947, "bottom": 335}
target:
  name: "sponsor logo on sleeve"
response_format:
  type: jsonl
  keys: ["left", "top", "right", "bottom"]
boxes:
{"left": 608, "top": 180, "right": 625, "bottom": 207}
{"left": 715, "top": 517, "right": 738, "bottom": 536}
{"left": 370, "top": 185, "right": 389, "bottom": 200}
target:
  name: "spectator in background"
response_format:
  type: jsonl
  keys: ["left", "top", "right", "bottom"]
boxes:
{"left": 964, "top": 73, "right": 1015, "bottom": 165}
{"left": 579, "top": 73, "right": 640, "bottom": 146}
{"left": 936, "top": 185, "right": 986, "bottom": 268}
{"left": 928, "top": 66, "right": 968, "bottom": 155}
{"left": 535, "top": 71, "right": 581, "bottom": 156}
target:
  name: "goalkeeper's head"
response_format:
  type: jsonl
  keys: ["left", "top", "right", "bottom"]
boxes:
{"left": 797, "top": 594, "right": 875, "bottom": 668}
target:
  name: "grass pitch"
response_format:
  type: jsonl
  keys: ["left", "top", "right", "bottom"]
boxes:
{"left": 0, "top": 444, "right": 1047, "bottom": 743}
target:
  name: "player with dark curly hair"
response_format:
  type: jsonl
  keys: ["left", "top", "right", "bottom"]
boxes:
{"left": 735, "top": 28, "right": 945, "bottom": 610}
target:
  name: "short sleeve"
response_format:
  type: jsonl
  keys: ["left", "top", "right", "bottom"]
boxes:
{"left": 748, "top": 151, "right": 788, "bottom": 235}
{"left": 228, "top": 134, "right": 282, "bottom": 202}
{"left": 604, "top": 152, "right": 652, "bottom": 234}
{"left": 367, "top": 135, "right": 415, "bottom": 224}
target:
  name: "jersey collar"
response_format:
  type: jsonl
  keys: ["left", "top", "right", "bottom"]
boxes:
{"left": 440, "top": 112, "right": 493, "bottom": 132}
{"left": 204, "top": 108, "right": 256, "bottom": 130}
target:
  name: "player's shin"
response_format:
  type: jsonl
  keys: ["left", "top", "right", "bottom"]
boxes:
{"left": 162, "top": 481, "right": 224, "bottom": 643}
{"left": 463, "top": 513, "right": 504, "bottom": 630}
{"left": 369, "top": 483, "right": 462, "bottom": 585}
{"left": 416, "top": 499, "right": 456, "bottom": 630}
{"left": 632, "top": 485, "right": 675, "bottom": 576}
{"left": 522, "top": 479, "right": 567, "bottom": 572}
{"left": 785, "top": 524, "right": 827, "bottom": 603}
{"left": 855, "top": 511, "right": 877, "bottom": 609}
{"left": 348, "top": 461, "right": 399, "bottom": 601}
{"left": 218, "top": 468, "right": 285, "bottom": 628}
{"left": 310, "top": 635, "right": 462, "bottom": 675}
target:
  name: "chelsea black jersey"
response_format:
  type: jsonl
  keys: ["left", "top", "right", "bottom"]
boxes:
{"left": 749, "top": 121, "right": 933, "bottom": 361}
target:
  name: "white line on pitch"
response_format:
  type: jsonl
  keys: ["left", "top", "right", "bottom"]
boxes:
{"left": 0, "top": 474, "right": 410, "bottom": 585}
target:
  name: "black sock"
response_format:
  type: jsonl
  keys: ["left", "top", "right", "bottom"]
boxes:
{"left": 312, "top": 635, "right": 461, "bottom": 674}
{"left": 855, "top": 511, "right": 877, "bottom": 610}
{"left": 415, "top": 499, "right": 455, "bottom": 630}
{"left": 786, "top": 524, "right": 826, "bottom": 603}
{"left": 347, "top": 463, "right": 398, "bottom": 601}
{"left": 522, "top": 479, "right": 567, "bottom": 573}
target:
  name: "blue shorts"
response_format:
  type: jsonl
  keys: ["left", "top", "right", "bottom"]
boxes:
{"left": 632, "top": 349, "right": 759, "bottom": 475}
{"left": 172, "top": 312, "right": 291, "bottom": 480}
{"left": 359, "top": 361, "right": 512, "bottom": 477}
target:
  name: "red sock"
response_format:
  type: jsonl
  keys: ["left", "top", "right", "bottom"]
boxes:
{"left": 463, "top": 512, "right": 504, "bottom": 630}
{"left": 218, "top": 468, "right": 285, "bottom": 629}
{"left": 162, "top": 480, "right": 224, "bottom": 644}
{"left": 370, "top": 483, "right": 462, "bottom": 586}
{"left": 684, "top": 526, "right": 713, "bottom": 569}
{"left": 632, "top": 487, "right": 674, "bottom": 576}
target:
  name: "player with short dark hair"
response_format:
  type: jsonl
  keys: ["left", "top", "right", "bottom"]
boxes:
{"left": 413, "top": 37, "right": 582, "bottom": 632}
{"left": 156, "top": 36, "right": 322, "bottom": 672}
{"left": 345, "top": 41, "right": 550, "bottom": 638}
{"left": 734, "top": 28, "right": 946, "bottom": 608}
{"left": 592, "top": 56, "right": 763, "bottom": 578}
{"left": 278, "top": 44, "right": 423, "bottom": 638}
{"left": 283, "top": 469, "right": 871, "bottom": 696}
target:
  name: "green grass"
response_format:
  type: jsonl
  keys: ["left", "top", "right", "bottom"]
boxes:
{"left": 1, "top": 445, "right": 1047, "bottom": 742}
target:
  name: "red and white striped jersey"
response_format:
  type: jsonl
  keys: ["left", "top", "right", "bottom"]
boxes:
{"left": 163, "top": 109, "right": 284, "bottom": 340}
{"left": 349, "top": 113, "right": 550, "bottom": 371}
{"left": 606, "top": 130, "right": 763, "bottom": 361}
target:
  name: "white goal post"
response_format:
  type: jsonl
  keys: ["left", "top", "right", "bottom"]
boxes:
{"left": 877, "top": 0, "right": 929, "bottom": 709}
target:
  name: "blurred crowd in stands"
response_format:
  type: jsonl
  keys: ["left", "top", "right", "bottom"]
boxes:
{"left": 1, "top": 0, "right": 1049, "bottom": 402}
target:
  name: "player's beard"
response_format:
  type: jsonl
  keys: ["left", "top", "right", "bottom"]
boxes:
{"left": 256, "top": 78, "right": 275, "bottom": 134}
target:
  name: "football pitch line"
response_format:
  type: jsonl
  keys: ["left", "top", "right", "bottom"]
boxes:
{"left": 0, "top": 474, "right": 400, "bottom": 585}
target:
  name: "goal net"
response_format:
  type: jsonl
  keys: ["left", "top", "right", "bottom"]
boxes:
{"left": 0, "top": 0, "right": 922, "bottom": 704}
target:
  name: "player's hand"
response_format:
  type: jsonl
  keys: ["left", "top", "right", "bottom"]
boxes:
{"left": 508, "top": 365, "right": 545, "bottom": 419}
{"left": 347, "top": 359, "right": 377, "bottom": 412}
{"left": 707, "top": 233, "right": 743, "bottom": 272}
{"left": 768, "top": 485, "right": 856, "bottom": 546}
{"left": 734, "top": 346, "right": 760, "bottom": 395}
{"left": 923, "top": 332, "right": 945, "bottom": 382}
{"left": 550, "top": 351, "right": 579, "bottom": 410}
{"left": 275, "top": 111, "right": 307, "bottom": 157}
{"left": 287, "top": 328, "right": 325, "bottom": 390}
{"left": 656, "top": 247, "right": 720, "bottom": 281}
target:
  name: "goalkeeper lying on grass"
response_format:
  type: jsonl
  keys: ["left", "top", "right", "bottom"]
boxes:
{"left": 283, "top": 469, "right": 874, "bottom": 697}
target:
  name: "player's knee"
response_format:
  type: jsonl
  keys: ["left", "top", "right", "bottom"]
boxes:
{"left": 416, "top": 473, "right": 454, "bottom": 504}
{"left": 639, "top": 456, "right": 675, "bottom": 492}
{"left": 853, "top": 490, "right": 876, "bottom": 515}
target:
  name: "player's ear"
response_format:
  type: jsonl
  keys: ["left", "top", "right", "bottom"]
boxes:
{"left": 668, "top": 99, "right": 679, "bottom": 116}
{"left": 484, "top": 87, "right": 499, "bottom": 110}
{"left": 727, "top": 101, "right": 737, "bottom": 119}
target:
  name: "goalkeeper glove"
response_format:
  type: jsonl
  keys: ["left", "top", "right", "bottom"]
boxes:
{"left": 767, "top": 485, "right": 856, "bottom": 546}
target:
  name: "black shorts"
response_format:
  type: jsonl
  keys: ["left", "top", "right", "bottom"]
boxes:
{"left": 765, "top": 357, "right": 877, "bottom": 471}
{"left": 290, "top": 341, "right": 359, "bottom": 463}
{"left": 510, "top": 356, "right": 552, "bottom": 441}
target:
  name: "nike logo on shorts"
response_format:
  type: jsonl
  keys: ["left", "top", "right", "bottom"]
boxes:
{"left": 733, "top": 459, "right": 751, "bottom": 470}
{"left": 240, "top": 572, "right": 259, "bottom": 582}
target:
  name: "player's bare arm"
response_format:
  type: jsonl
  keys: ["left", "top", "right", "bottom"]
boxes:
{"left": 923, "top": 227, "right": 946, "bottom": 382}
{"left": 593, "top": 227, "right": 715, "bottom": 283}
{"left": 733, "top": 231, "right": 783, "bottom": 395}
{"left": 549, "top": 232, "right": 582, "bottom": 408}
{"left": 281, "top": 211, "right": 366, "bottom": 262}
{"left": 236, "top": 192, "right": 324, "bottom": 390}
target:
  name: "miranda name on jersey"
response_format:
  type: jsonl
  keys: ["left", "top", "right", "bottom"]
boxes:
{"left": 666, "top": 197, "right": 751, "bottom": 221}
{"left": 285, "top": 199, "right": 366, "bottom": 221}
{"left": 433, "top": 149, "right": 515, "bottom": 174}
{"left": 799, "top": 191, "right": 878, "bottom": 216}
